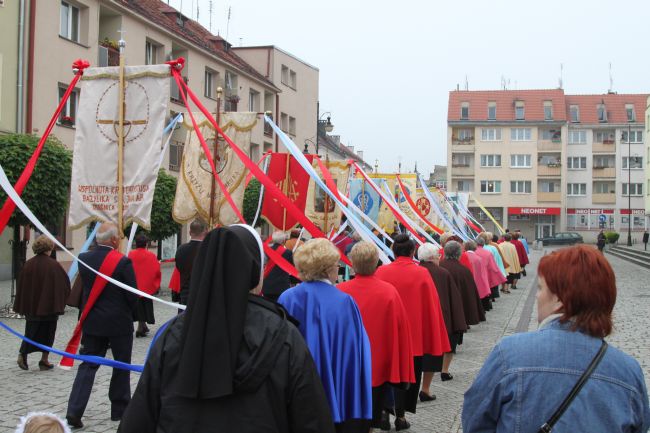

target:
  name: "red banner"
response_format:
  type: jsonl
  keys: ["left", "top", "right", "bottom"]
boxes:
{"left": 262, "top": 153, "right": 313, "bottom": 231}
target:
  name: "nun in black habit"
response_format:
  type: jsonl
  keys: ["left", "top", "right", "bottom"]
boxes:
{"left": 118, "top": 225, "right": 335, "bottom": 433}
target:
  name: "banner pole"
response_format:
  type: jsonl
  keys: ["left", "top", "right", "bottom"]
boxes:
{"left": 117, "top": 37, "right": 126, "bottom": 248}
{"left": 323, "top": 154, "right": 330, "bottom": 234}
{"left": 209, "top": 87, "right": 223, "bottom": 227}
{"left": 282, "top": 154, "right": 290, "bottom": 230}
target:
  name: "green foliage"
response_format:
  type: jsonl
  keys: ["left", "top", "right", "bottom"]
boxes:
{"left": 127, "top": 169, "right": 180, "bottom": 241}
{"left": 243, "top": 178, "right": 262, "bottom": 226}
{"left": 0, "top": 134, "right": 72, "bottom": 228}
{"left": 605, "top": 231, "right": 620, "bottom": 244}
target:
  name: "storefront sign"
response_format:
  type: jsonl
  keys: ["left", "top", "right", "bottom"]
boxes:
{"left": 508, "top": 207, "right": 561, "bottom": 215}
{"left": 567, "top": 208, "right": 614, "bottom": 215}
{"left": 619, "top": 209, "right": 645, "bottom": 215}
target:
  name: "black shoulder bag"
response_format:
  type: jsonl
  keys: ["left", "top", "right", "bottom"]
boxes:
{"left": 538, "top": 340, "right": 608, "bottom": 433}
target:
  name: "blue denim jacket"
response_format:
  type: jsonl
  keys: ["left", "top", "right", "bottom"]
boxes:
{"left": 462, "top": 318, "right": 650, "bottom": 432}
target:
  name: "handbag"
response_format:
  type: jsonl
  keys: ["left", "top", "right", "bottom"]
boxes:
{"left": 538, "top": 340, "right": 608, "bottom": 433}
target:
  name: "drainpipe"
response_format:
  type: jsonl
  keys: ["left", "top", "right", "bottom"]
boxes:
{"left": 25, "top": 0, "right": 36, "bottom": 134}
{"left": 274, "top": 93, "right": 279, "bottom": 152}
{"left": 16, "top": 0, "right": 26, "bottom": 133}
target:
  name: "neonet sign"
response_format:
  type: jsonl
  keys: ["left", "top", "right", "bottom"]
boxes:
{"left": 508, "top": 207, "right": 561, "bottom": 215}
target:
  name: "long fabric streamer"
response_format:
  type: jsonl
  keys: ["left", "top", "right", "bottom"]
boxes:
{"left": 471, "top": 194, "right": 505, "bottom": 234}
{"left": 416, "top": 173, "right": 458, "bottom": 236}
{"left": 396, "top": 175, "right": 444, "bottom": 235}
{"left": 264, "top": 117, "right": 392, "bottom": 264}
{"left": 0, "top": 60, "right": 90, "bottom": 234}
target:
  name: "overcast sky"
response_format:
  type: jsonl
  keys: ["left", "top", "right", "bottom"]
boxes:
{"left": 169, "top": 0, "right": 649, "bottom": 174}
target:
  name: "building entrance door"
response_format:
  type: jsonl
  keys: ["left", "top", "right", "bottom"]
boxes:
{"left": 537, "top": 224, "right": 554, "bottom": 239}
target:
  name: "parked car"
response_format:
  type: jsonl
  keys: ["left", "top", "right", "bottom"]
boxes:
{"left": 537, "top": 232, "right": 584, "bottom": 246}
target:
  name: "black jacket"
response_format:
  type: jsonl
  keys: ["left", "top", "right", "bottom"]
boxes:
{"left": 78, "top": 245, "right": 138, "bottom": 336}
{"left": 262, "top": 244, "right": 294, "bottom": 298}
{"left": 118, "top": 296, "right": 335, "bottom": 433}
{"left": 175, "top": 240, "right": 201, "bottom": 305}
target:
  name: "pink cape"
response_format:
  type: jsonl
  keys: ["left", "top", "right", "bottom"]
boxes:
{"left": 465, "top": 251, "right": 491, "bottom": 299}
{"left": 475, "top": 246, "right": 507, "bottom": 288}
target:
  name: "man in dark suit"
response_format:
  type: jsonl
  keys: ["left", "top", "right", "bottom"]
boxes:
{"left": 262, "top": 231, "right": 294, "bottom": 301}
{"left": 175, "top": 218, "right": 208, "bottom": 305}
{"left": 66, "top": 223, "right": 138, "bottom": 429}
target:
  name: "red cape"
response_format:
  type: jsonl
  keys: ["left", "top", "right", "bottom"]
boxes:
{"left": 169, "top": 268, "right": 180, "bottom": 293}
{"left": 338, "top": 275, "right": 415, "bottom": 387}
{"left": 128, "top": 248, "right": 161, "bottom": 295}
{"left": 512, "top": 239, "right": 529, "bottom": 266}
{"left": 375, "top": 257, "right": 450, "bottom": 357}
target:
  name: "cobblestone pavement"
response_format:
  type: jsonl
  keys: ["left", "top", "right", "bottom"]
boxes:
{"left": 0, "top": 249, "right": 647, "bottom": 432}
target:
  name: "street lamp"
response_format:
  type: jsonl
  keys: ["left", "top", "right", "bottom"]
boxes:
{"left": 626, "top": 123, "right": 632, "bottom": 246}
{"left": 316, "top": 104, "right": 334, "bottom": 155}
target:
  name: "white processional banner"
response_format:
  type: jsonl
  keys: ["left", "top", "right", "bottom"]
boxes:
{"left": 172, "top": 112, "right": 257, "bottom": 226}
{"left": 68, "top": 65, "right": 170, "bottom": 230}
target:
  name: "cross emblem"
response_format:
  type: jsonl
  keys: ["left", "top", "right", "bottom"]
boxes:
{"left": 95, "top": 81, "right": 149, "bottom": 144}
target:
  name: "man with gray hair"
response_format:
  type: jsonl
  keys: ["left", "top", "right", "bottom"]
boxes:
{"left": 66, "top": 222, "right": 138, "bottom": 429}
{"left": 175, "top": 218, "right": 208, "bottom": 305}
{"left": 262, "top": 231, "right": 294, "bottom": 301}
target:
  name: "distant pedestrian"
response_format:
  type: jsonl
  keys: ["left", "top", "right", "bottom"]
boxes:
{"left": 128, "top": 234, "right": 161, "bottom": 337}
{"left": 463, "top": 245, "right": 650, "bottom": 432}
{"left": 175, "top": 219, "right": 208, "bottom": 305}
{"left": 261, "top": 231, "right": 294, "bottom": 301}
{"left": 13, "top": 235, "right": 71, "bottom": 371}
{"left": 597, "top": 230, "right": 606, "bottom": 253}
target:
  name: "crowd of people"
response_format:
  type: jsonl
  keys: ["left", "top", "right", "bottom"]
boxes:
{"left": 10, "top": 220, "right": 650, "bottom": 432}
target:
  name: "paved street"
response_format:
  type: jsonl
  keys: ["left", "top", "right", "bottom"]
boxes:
{"left": 0, "top": 249, "right": 647, "bottom": 432}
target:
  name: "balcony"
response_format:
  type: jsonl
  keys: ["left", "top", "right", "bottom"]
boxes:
{"left": 537, "top": 164, "right": 561, "bottom": 176}
{"left": 538, "top": 141, "right": 561, "bottom": 151}
{"left": 538, "top": 192, "right": 561, "bottom": 202}
{"left": 592, "top": 193, "right": 616, "bottom": 204}
{"left": 450, "top": 165, "right": 474, "bottom": 177}
{"left": 592, "top": 141, "right": 616, "bottom": 153}
{"left": 592, "top": 166, "right": 616, "bottom": 178}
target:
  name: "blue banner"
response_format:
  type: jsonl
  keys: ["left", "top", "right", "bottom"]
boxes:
{"left": 349, "top": 178, "right": 382, "bottom": 227}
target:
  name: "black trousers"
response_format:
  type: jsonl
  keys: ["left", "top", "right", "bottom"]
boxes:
{"left": 67, "top": 333, "right": 133, "bottom": 419}
{"left": 394, "top": 356, "right": 423, "bottom": 415}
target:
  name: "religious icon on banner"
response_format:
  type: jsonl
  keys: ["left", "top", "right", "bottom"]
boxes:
{"left": 349, "top": 178, "right": 382, "bottom": 226}
{"left": 261, "top": 153, "right": 313, "bottom": 231}
{"left": 68, "top": 64, "right": 170, "bottom": 230}
{"left": 416, "top": 196, "right": 431, "bottom": 218}
{"left": 314, "top": 182, "right": 337, "bottom": 213}
{"left": 172, "top": 112, "right": 257, "bottom": 226}
{"left": 304, "top": 160, "right": 350, "bottom": 232}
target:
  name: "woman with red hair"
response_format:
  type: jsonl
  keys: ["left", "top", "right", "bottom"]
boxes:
{"left": 463, "top": 245, "right": 650, "bottom": 432}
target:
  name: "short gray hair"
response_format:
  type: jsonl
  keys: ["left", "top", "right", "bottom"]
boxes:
{"left": 417, "top": 243, "right": 440, "bottom": 262}
{"left": 475, "top": 236, "right": 485, "bottom": 246}
{"left": 271, "top": 231, "right": 287, "bottom": 244}
{"left": 464, "top": 240, "right": 477, "bottom": 251}
{"left": 443, "top": 240, "right": 462, "bottom": 260}
{"left": 96, "top": 225, "right": 118, "bottom": 244}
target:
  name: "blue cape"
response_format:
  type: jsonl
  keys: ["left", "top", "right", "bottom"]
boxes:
{"left": 278, "top": 281, "right": 372, "bottom": 422}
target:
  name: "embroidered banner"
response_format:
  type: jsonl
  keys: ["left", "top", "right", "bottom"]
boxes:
{"left": 261, "top": 153, "right": 313, "bottom": 230}
{"left": 172, "top": 112, "right": 257, "bottom": 226}
{"left": 304, "top": 160, "right": 350, "bottom": 232}
{"left": 68, "top": 65, "right": 170, "bottom": 230}
{"left": 349, "top": 178, "right": 382, "bottom": 227}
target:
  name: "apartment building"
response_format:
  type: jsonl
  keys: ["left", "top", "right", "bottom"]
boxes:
{"left": 0, "top": 0, "right": 22, "bottom": 134}
{"left": 447, "top": 89, "right": 648, "bottom": 243}
{"left": 646, "top": 96, "right": 650, "bottom": 220}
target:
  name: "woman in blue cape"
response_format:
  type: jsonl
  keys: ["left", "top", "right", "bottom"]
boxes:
{"left": 278, "top": 238, "right": 372, "bottom": 432}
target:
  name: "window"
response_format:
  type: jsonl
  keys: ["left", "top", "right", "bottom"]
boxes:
{"left": 281, "top": 65, "right": 289, "bottom": 85}
{"left": 456, "top": 128, "right": 473, "bottom": 141}
{"left": 567, "top": 183, "right": 587, "bottom": 196}
{"left": 481, "top": 128, "right": 501, "bottom": 141}
{"left": 622, "top": 183, "right": 642, "bottom": 196}
{"left": 544, "top": 101, "right": 553, "bottom": 120}
{"left": 621, "top": 215, "right": 644, "bottom": 229}
{"left": 622, "top": 130, "right": 643, "bottom": 143}
{"left": 510, "top": 128, "right": 531, "bottom": 141}
{"left": 515, "top": 101, "right": 525, "bottom": 120}
{"left": 593, "top": 182, "right": 613, "bottom": 194}
{"left": 593, "top": 155, "right": 615, "bottom": 168}
{"left": 57, "top": 84, "right": 79, "bottom": 127}
{"left": 480, "top": 154, "right": 501, "bottom": 167}
{"left": 597, "top": 104, "right": 607, "bottom": 122}
{"left": 510, "top": 181, "right": 531, "bottom": 194}
{"left": 248, "top": 89, "right": 260, "bottom": 112}
{"left": 626, "top": 104, "right": 636, "bottom": 122}
{"left": 567, "top": 157, "right": 587, "bottom": 169}
{"left": 461, "top": 103, "right": 469, "bottom": 120}
{"left": 487, "top": 102, "right": 496, "bottom": 120}
{"left": 289, "top": 70, "right": 297, "bottom": 89}
{"left": 570, "top": 105, "right": 580, "bottom": 122}
{"left": 145, "top": 41, "right": 158, "bottom": 65}
{"left": 480, "top": 180, "right": 501, "bottom": 193}
{"left": 224, "top": 71, "right": 238, "bottom": 111}
{"left": 540, "top": 129, "right": 561, "bottom": 142}
{"left": 456, "top": 181, "right": 471, "bottom": 192}
{"left": 280, "top": 112, "right": 288, "bottom": 132}
{"left": 568, "top": 130, "right": 587, "bottom": 144}
{"left": 249, "top": 143, "right": 261, "bottom": 162}
{"left": 622, "top": 156, "right": 642, "bottom": 169}
{"left": 510, "top": 154, "right": 531, "bottom": 168}
{"left": 452, "top": 153, "right": 472, "bottom": 167}
{"left": 539, "top": 181, "right": 558, "bottom": 192}
{"left": 60, "top": 1, "right": 80, "bottom": 42}
{"left": 539, "top": 154, "right": 560, "bottom": 166}
{"left": 204, "top": 69, "right": 215, "bottom": 99}
{"left": 594, "top": 130, "right": 615, "bottom": 144}
{"left": 169, "top": 140, "right": 183, "bottom": 172}
{"left": 289, "top": 116, "right": 296, "bottom": 135}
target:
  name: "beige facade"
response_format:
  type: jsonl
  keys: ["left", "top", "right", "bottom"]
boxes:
{"left": 0, "top": 0, "right": 22, "bottom": 134}
{"left": 646, "top": 96, "right": 650, "bottom": 224}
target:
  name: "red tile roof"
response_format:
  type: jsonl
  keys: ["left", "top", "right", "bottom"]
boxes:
{"left": 448, "top": 89, "right": 567, "bottom": 122}
{"left": 120, "top": 0, "right": 277, "bottom": 89}
{"left": 564, "top": 94, "right": 648, "bottom": 125}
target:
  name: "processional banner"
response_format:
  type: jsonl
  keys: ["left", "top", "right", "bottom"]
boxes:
{"left": 349, "top": 178, "right": 382, "bottom": 227}
{"left": 304, "top": 160, "right": 350, "bottom": 232}
{"left": 172, "top": 112, "right": 257, "bottom": 226}
{"left": 365, "top": 173, "right": 418, "bottom": 232}
{"left": 68, "top": 65, "right": 170, "bottom": 230}
{"left": 261, "top": 153, "right": 314, "bottom": 231}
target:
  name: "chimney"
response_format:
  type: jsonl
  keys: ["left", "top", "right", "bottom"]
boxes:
{"left": 346, "top": 145, "right": 355, "bottom": 153}
{"left": 330, "top": 135, "right": 340, "bottom": 145}
{"left": 357, "top": 150, "right": 364, "bottom": 161}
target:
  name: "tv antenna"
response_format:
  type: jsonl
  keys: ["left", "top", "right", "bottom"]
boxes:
{"left": 209, "top": 1, "right": 213, "bottom": 31}
{"left": 608, "top": 62, "right": 614, "bottom": 93}
{"left": 225, "top": 6, "right": 232, "bottom": 42}
{"left": 558, "top": 63, "right": 563, "bottom": 89}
